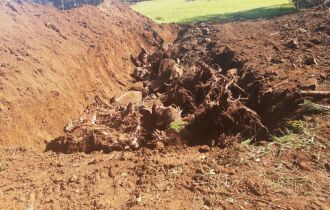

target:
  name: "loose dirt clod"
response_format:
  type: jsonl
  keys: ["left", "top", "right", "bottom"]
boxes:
{"left": 287, "top": 38, "right": 299, "bottom": 49}
{"left": 115, "top": 91, "right": 143, "bottom": 106}
{"left": 304, "top": 55, "right": 318, "bottom": 65}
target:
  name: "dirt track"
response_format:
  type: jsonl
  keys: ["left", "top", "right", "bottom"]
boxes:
{"left": 0, "top": 1, "right": 329, "bottom": 209}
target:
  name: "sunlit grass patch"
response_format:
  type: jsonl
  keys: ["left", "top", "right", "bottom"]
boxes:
{"left": 132, "top": 0, "right": 295, "bottom": 23}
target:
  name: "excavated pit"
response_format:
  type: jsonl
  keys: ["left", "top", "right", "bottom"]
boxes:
{"left": 46, "top": 13, "right": 330, "bottom": 153}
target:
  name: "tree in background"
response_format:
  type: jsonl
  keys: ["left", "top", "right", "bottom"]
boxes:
{"left": 292, "top": 0, "right": 328, "bottom": 9}
{"left": 26, "top": 0, "right": 104, "bottom": 9}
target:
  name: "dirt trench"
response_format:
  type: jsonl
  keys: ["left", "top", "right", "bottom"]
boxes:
{"left": 0, "top": 0, "right": 178, "bottom": 148}
{"left": 46, "top": 10, "right": 330, "bottom": 153}
{"left": 1, "top": 7, "right": 329, "bottom": 210}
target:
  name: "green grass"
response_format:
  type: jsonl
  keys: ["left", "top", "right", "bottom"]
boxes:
{"left": 242, "top": 120, "right": 314, "bottom": 150}
{"left": 271, "top": 132, "right": 313, "bottom": 149}
{"left": 299, "top": 100, "right": 330, "bottom": 113}
{"left": 168, "top": 120, "right": 186, "bottom": 133}
{"left": 271, "top": 120, "right": 314, "bottom": 149}
{"left": 286, "top": 120, "right": 309, "bottom": 135}
{"left": 132, "top": 0, "right": 296, "bottom": 24}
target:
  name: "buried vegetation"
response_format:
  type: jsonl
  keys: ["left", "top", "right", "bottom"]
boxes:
{"left": 46, "top": 13, "right": 330, "bottom": 153}
{"left": 46, "top": 34, "right": 268, "bottom": 153}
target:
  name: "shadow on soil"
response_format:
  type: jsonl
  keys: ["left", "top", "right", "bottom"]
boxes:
{"left": 179, "top": 5, "right": 297, "bottom": 24}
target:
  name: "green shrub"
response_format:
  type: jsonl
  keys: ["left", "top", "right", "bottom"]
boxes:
{"left": 292, "top": 0, "right": 326, "bottom": 8}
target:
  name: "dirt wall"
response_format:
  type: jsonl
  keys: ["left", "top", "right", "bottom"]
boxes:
{"left": 0, "top": 0, "right": 177, "bottom": 148}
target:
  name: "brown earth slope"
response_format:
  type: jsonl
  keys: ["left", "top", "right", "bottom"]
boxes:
{"left": 0, "top": 2, "right": 329, "bottom": 210}
{"left": 0, "top": 0, "right": 177, "bottom": 148}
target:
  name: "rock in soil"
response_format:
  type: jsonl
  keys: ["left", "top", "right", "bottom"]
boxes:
{"left": 287, "top": 38, "right": 299, "bottom": 49}
{"left": 304, "top": 56, "right": 318, "bottom": 65}
{"left": 130, "top": 82, "right": 145, "bottom": 92}
{"left": 198, "top": 145, "right": 210, "bottom": 153}
{"left": 115, "top": 91, "right": 143, "bottom": 106}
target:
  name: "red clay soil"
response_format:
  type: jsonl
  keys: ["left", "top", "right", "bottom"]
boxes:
{"left": 46, "top": 9, "right": 329, "bottom": 153}
{"left": 0, "top": 0, "right": 178, "bottom": 148}
{"left": 0, "top": 1, "right": 329, "bottom": 209}
{"left": 1, "top": 138, "right": 329, "bottom": 209}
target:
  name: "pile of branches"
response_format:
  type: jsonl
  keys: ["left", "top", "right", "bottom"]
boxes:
{"left": 47, "top": 20, "right": 275, "bottom": 153}
{"left": 47, "top": 44, "right": 270, "bottom": 153}
{"left": 46, "top": 96, "right": 143, "bottom": 153}
{"left": 132, "top": 45, "right": 268, "bottom": 147}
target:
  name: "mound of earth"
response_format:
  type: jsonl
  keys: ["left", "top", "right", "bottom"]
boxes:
{"left": 47, "top": 9, "right": 330, "bottom": 153}
{"left": 0, "top": 0, "right": 178, "bottom": 148}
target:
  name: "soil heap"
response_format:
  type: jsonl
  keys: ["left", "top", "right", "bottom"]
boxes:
{"left": 0, "top": 0, "right": 177, "bottom": 148}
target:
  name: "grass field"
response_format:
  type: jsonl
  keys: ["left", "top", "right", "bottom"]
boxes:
{"left": 132, "top": 0, "right": 295, "bottom": 24}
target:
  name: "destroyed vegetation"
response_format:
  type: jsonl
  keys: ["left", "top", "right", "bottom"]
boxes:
{"left": 46, "top": 16, "right": 330, "bottom": 153}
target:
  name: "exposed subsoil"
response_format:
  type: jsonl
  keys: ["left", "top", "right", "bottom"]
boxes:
{"left": 0, "top": 0, "right": 177, "bottom": 148}
{"left": 0, "top": 1, "right": 329, "bottom": 209}
{"left": 46, "top": 8, "right": 330, "bottom": 154}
